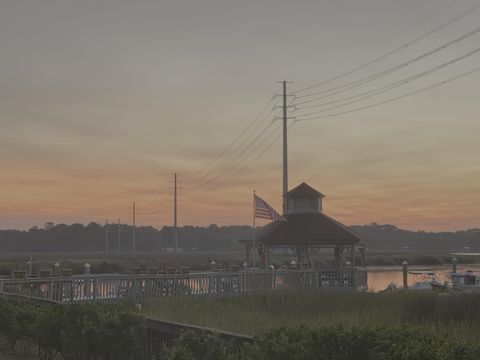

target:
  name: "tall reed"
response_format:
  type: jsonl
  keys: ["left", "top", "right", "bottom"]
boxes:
{"left": 145, "top": 291, "right": 480, "bottom": 339}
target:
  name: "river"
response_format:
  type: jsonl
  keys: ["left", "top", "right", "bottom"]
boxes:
{"left": 367, "top": 264, "right": 480, "bottom": 291}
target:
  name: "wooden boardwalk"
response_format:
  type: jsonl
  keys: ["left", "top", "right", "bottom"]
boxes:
{"left": 0, "top": 268, "right": 367, "bottom": 304}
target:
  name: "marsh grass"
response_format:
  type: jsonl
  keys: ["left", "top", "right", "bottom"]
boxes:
{"left": 144, "top": 291, "right": 480, "bottom": 340}
{"left": 1, "top": 251, "right": 478, "bottom": 276}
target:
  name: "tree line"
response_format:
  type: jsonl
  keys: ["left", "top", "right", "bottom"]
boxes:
{"left": 0, "top": 223, "right": 251, "bottom": 253}
{"left": 0, "top": 221, "right": 479, "bottom": 253}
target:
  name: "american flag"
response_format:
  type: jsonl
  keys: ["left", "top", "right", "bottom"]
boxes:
{"left": 255, "top": 194, "right": 286, "bottom": 222}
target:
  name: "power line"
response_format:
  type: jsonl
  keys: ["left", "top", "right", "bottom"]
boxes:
{"left": 184, "top": 104, "right": 296, "bottom": 195}
{"left": 183, "top": 91, "right": 279, "bottom": 183}
{"left": 197, "top": 122, "right": 296, "bottom": 193}
{"left": 137, "top": 197, "right": 171, "bottom": 215}
{"left": 138, "top": 182, "right": 171, "bottom": 209}
{"left": 183, "top": 96, "right": 296, "bottom": 194}
{"left": 182, "top": 119, "right": 277, "bottom": 190}
{"left": 295, "top": 1, "right": 480, "bottom": 94}
{"left": 183, "top": 121, "right": 281, "bottom": 194}
{"left": 295, "top": 45, "right": 480, "bottom": 118}
{"left": 296, "top": 24, "right": 480, "bottom": 105}
{"left": 189, "top": 126, "right": 283, "bottom": 193}
{"left": 293, "top": 0, "right": 465, "bottom": 84}
{"left": 295, "top": 65, "right": 480, "bottom": 122}
{"left": 183, "top": 104, "right": 278, "bottom": 186}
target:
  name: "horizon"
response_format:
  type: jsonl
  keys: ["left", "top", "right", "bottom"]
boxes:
{"left": 2, "top": 219, "right": 479, "bottom": 234}
{"left": 1, "top": 0, "right": 479, "bottom": 232}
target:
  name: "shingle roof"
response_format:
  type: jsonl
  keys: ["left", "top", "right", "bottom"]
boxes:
{"left": 286, "top": 183, "right": 325, "bottom": 198}
{"left": 256, "top": 212, "right": 360, "bottom": 246}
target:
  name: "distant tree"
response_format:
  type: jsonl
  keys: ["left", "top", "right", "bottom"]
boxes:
{"left": 44, "top": 222, "right": 55, "bottom": 230}
{"left": 5, "top": 221, "right": 479, "bottom": 253}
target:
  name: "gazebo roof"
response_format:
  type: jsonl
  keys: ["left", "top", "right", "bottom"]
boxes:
{"left": 286, "top": 182, "right": 325, "bottom": 198}
{"left": 256, "top": 213, "right": 360, "bottom": 247}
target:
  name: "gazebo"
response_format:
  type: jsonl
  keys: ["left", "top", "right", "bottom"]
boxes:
{"left": 251, "top": 182, "right": 365, "bottom": 269}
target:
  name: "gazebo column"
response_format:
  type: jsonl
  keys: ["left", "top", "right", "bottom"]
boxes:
{"left": 359, "top": 246, "right": 365, "bottom": 267}
{"left": 305, "top": 246, "right": 310, "bottom": 268}
{"left": 245, "top": 246, "right": 251, "bottom": 266}
{"left": 301, "top": 246, "right": 308, "bottom": 267}
{"left": 307, "top": 246, "right": 314, "bottom": 269}
{"left": 296, "top": 247, "right": 301, "bottom": 267}
{"left": 334, "top": 246, "right": 342, "bottom": 267}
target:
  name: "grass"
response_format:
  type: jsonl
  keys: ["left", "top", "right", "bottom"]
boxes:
{"left": 144, "top": 291, "right": 480, "bottom": 340}
{"left": 0, "top": 251, "right": 246, "bottom": 276}
{"left": 1, "top": 250, "right": 475, "bottom": 276}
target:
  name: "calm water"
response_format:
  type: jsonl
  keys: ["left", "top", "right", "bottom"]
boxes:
{"left": 367, "top": 265, "right": 480, "bottom": 292}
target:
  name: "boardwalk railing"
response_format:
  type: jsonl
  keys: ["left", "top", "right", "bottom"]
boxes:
{"left": 145, "top": 317, "right": 252, "bottom": 359}
{"left": 0, "top": 268, "right": 367, "bottom": 304}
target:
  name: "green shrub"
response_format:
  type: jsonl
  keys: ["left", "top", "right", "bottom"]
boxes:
{"left": 25, "top": 305, "right": 64, "bottom": 360}
{"left": 158, "top": 331, "right": 242, "bottom": 360}
{"left": 159, "top": 326, "right": 480, "bottom": 360}
{"left": 0, "top": 300, "right": 144, "bottom": 360}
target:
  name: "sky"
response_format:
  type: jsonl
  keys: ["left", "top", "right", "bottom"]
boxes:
{"left": 1, "top": 0, "right": 479, "bottom": 231}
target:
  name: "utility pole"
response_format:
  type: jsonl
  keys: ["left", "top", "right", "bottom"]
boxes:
{"left": 174, "top": 173, "right": 178, "bottom": 252}
{"left": 105, "top": 219, "right": 109, "bottom": 253}
{"left": 132, "top": 202, "right": 136, "bottom": 253}
{"left": 117, "top": 218, "right": 121, "bottom": 252}
{"left": 252, "top": 190, "right": 256, "bottom": 268}
{"left": 275, "top": 81, "right": 294, "bottom": 214}
{"left": 282, "top": 80, "right": 288, "bottom": 214}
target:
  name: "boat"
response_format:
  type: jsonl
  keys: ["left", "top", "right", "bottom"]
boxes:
{"left": 381, "top": 271, "right": 444, "bottom": 292}
{"left": 383, "top": 281, "right": 399, "bottom": 291}
{"left": 409, "top": 271, "right": 441, "bottom": 290}
{"left": 449, "top": 270, "right": 480, "bottom": 291}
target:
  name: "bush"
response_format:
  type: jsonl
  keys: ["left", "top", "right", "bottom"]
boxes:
{"left": 158, "top": 326, "right": 480, "bottom": 360}
{"left": 0, "top": 299, "right": 18, "bottom": 347}
{"left": 0, "top": 298, "right": 36, "bottom": 349}
{"left": 26, "top": 305, "right": 64, "bottom": 360}
{"left": 158, "top": 331, "right": 242, "bottom": 360}
{"left": 248, "top": 326, "right": 480, "bottom": 360}
{"left": 0, "top": 300, "right": 144, "bottom": 360}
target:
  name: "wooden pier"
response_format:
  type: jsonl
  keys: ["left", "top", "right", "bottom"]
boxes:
{"left": 0, "top": 268, "right": 367, "bottom": 304}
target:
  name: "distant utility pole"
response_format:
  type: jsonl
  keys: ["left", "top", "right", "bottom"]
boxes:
{"left": 105, "top": 219, "right": 109, "bottom": 253}
{"left": 174, "top": 173, "right": 178, "bottom": 252}
{"left": 132, "top": 202, "right": 136, "bottom": 253}
{"left": 27, "top": 256, "right": 33, "bottom": 277}
{"left": 117, "top": 218, "right": 121, "bottom": 252}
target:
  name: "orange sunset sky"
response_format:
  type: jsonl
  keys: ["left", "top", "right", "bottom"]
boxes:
{"left": 1, "top": 0, "right": 479, "bottom": 231}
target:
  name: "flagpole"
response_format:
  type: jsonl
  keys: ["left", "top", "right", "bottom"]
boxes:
{"left": 252, "top": 190, "right": 256, "bottom": 268}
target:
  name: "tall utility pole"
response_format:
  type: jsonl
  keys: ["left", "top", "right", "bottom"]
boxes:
{"left": 173, "top": 173, "right": 178, "bottom": 252}
{"left": 132, "top": 202, "right": 136, "bottom": 253}
{"left": 105, "top": 219, "right": 109, "bottom": 253}
{"left": 282, "top": 80, "right": 288, "bottom": 214}
{"left": 276, "top": 80, "right": 294, "bottom": 214}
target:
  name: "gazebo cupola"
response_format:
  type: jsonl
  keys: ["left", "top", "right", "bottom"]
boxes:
{"left": 285, "top": 182, "right": 325, "bottom": 215}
